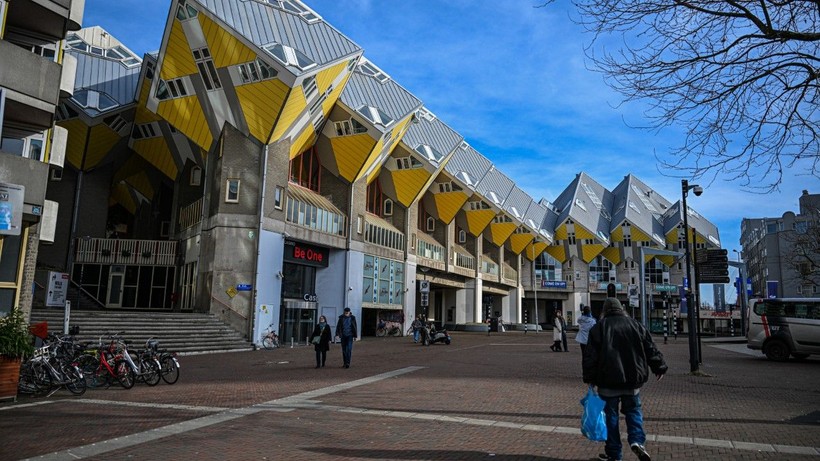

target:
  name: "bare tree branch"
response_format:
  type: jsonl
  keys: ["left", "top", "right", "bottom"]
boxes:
{"left": 549, "top": 1, "right": 820, "bottom": 191}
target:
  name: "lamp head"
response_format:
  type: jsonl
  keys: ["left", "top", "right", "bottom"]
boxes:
{"left": 692, "top": 185, "right": 703, "bottom": 196}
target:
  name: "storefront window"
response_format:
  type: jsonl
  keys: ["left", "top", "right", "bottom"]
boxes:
{"left": 282, "top": 263, "right": 316, "bottom": 299}
{"left": 362, "top": 255, "right": 403, "bottom": 307}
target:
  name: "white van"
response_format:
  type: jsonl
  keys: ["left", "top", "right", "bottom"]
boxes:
{"left": 747, "top": 298, "right": 820, "bottom": 361}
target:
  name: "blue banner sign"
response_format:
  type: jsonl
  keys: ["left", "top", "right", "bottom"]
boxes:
{"left": 542, "top": 280, "right": 567, "bottom": 289}
{"left": 598, "top": 282, "right": 622, "bottom": 290}
{"left": 236, "top": 284, "right": 253, "bottom": 291}
{"left": 766, "top": 280, "right": 778, "bottom": 298}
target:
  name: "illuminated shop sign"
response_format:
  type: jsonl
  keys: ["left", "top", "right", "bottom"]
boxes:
{"left": 284, "top": 241, "right": 329, "bottom": 267}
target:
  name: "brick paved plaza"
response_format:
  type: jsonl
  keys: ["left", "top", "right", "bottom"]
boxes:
{"left": 1, "top": 331, "right": 819, "bottom": 461}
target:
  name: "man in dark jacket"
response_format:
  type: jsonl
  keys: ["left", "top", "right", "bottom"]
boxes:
{"left": 583, "top": 298, "right": 667, "bottom": 461}
{"left": 335, "top": 307, "right": 358, "bottom": 368}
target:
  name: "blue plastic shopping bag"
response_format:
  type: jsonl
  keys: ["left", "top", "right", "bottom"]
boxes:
{"left": 580, "top": 386, "right": 607, "bottom": 442}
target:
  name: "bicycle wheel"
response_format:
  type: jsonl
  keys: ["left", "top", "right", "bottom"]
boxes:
{"left": 160, "top": 354, "right": 180, "bottom": 385}
{"left": 62, "top": 364, "right": 87, "bottom": 396}
{"left": 115, "top": 360, "right": 135, "bottom": 389}
{"left": 262, "top": 335, "right": 277, "bottom": 350}
{"left": 30, "top": 361, "right": 53, "bottom": 394}
{"left": 375, "top": 328, "right": 386, "bottom": 337}
{"left": 141, "top": 358, "right": 161, "bottom": 386}
{"left": 18, "top": 361, "right": 48, "bottom": 395}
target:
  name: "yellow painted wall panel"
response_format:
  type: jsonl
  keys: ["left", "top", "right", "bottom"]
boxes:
{"left": 133, "top": 137, "right": 178, "bottom": 179}
{"left": 581, "top": 243, "right": 605, "bottom": 263}
{"left": 135, "top": 79, "right": 162, "bottom": 123}
{"left": 575, "top": 225, "right": 595, "bottom": 240}
{"left": 490, "top": 222, "right": 517, "bottom": 247}
{"left": 465, "top": 209, "right": 495, "bottom": 236}
{"left": 199, "top": 14, "right": 255, "bottom": 68}
{"left": 111, "top": 184, "right": 136, "bottom": 214}
{"left": 545, "top": 245, "right": 566, "bottom": 263}
{"left": 329, "top": 134, "right": 376, "bottom": 182}
{"left": 554, "top": 223, "right": 567, "bottom": 241}
{"left": 524, "top": 241, "right": 548, "bottom": 261}
{"left": 601, "top": 246, "right": 621, "bottom": 265}
{"left": 123, "top": 170, "right": 154, "bottom": 200}
{"left": 392, "top": 168, "right": 430, "bottom": 207}
{"left": 157, "top": 95, "right": 213, "bottom": 150}
{"left": 58, "top": 119, "right": 88, "bottom": 169}
{"left": 433, "top": 191, "right": 469, "bottom": 224}
{"left": 359, "top": 136, "right": 386, "bottom": 183}
{"left": 316, "top": 61, "right": 348, "bottom": 95}
{"left": 322, "top": 71, "right": 352, "bottom": 114}
{"left": 611, "top": 225, "right": 623, "bottom": 242}
{"left": 665, "top": 229, "right": 678, "bottom": 245}
{"left": 509, "top": 233, "right": 534, "bottom": 255}
{"left": 631, "top": 226, "right": 651, "bottom": 242}
{"left": 235, "top": 78, "right": 289, "bottom": 143}
{"left": 84, "top": 124, "right": 121, "bottom": 169}
{"left": 657, "top": 255, "right": 675, "bottom": 267}
{"left": 271, "top": 85, "right": 306, "bottom": 142}
{"left": 160, "top": 20, "right": 198, "bottom": 80}
{"left": 289, "top": 127, "right": 316, "bottom": 159}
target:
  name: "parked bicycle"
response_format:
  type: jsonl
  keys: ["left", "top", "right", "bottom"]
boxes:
{"left": 261, "top": 324, "right": 279, "bottom": 349}
{"left": 375, "top": 321, "right": 402, "bottom": 337}
{"left": 18, "top": 337, "right": 86, "bottom": 397}
{"left": 77, "top": 332, "right": 135, "bottom": 389}
{"left": 121, "top": 338, "right": 161, "bottom": 386}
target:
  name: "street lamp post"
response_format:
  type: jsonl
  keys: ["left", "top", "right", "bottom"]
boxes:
{"left": 732, "top": 249, "right": 748, "bottom": 337}
{"left": 682, "top": 179, "right": 703, "bottom": 373}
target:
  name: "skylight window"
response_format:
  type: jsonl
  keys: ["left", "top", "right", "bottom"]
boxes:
{"left": 357, "top": 60, "right": 389, "bottom": 83}
{"left": 597, "top": 231, "right": 610, "bottom": 243}
{"left": 632, "top": 184, "right": 659, "bottom": 213}
{"left": 71, "top": 89, "right": 118, "bottom": 113}
{"left": 263, "top": 43, "right": 316, "bottom": 70}
{"left": 487, "top": 191, "right": 502, "bottom": 206}
{"left": 509, "top": 207, "right": 521, "bottom": 219}
{"left": 356, "top": 105, "right": 394, "bottom": 126}
{"left": 628, "top": 201, "right": 641, "bottom": 214}
{"left": 414, "top": 144, "right": 442, "bottom": 163}
{"left": 64, "top": 34, "right": 141, "bottom": 68}
{"left": 456, "top": 171, "right": 474, "bottom": 187}
{"left": 582, "top": 183, "right": 603, "bottom": 210}
{"left": 575, "top": 198, "right": 587, "bottom": 212}
{"left": 267, "top": 0, "right": 320, "bottom": 23}
{"left": 417, "top": 107, "right": 436, "bottom": 122}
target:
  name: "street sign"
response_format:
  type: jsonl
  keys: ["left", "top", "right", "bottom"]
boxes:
{"left": 419, "top": 280, "right": 430, "bottom": 293}
{"left": 697, "top": 248, "right": 730, "bottom": 284}
{"left": 420, "top": 292, "right": 429, "bottom": 307}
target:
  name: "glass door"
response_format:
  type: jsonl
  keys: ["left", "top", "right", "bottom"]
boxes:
{"left": 107, "top": 265, "right": 124, "bottom": 308}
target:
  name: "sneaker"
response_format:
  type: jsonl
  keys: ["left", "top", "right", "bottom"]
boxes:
{"left": 630, "top": 443, "right": 651, "bottom": 461}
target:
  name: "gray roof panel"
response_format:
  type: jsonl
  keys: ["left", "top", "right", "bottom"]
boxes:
{"left": 402, "top": 108, "right": 463, "bottom": 167}
{"left": 199, "top": 0, "right": 361, "bottom": 71}
{"left": 476, "top": 166, "right": 515, "bottom": 209}
{"left": 444, "top": 144, "right": 492, "bottom": 191}
{"left": 502, "top": 186, "right": 531, "bottom": 223}
{"left": 69, "top": 51, "right": 141, "bottom": 114}
{"left": 339, "top": 68, "right": 422, "bottom": 133}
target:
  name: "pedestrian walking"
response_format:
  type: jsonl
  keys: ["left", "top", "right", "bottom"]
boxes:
{"left": 560, "top": 311, "right": 568, "bottom": 351}
{"left": 551, "top": 311, "right": 563, "bottom": 352}
{"left": 335, "top": 307, "right": 358, "bottom": 368}
{"left": 583, "top": 298, "right": 667, "bottom": 461}
{"left": 310, "top": 315, "right": 332, "bottom": 368}
{"left": 412, "top": 315, "right": 423, "bottom": 343}
{"left": 576, "top": 305, "right": 596, "bottom": 356}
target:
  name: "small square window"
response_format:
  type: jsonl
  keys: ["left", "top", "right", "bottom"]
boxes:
{"left": 160, "top": 221, "right": 170, "bottom": 237}
{"left": 274, "top": 186, "right": 284, "bottom": 210}
{"left": 50, "top": 168, "right": 63, "bottom": 181}
{"left": 357, "top": 215, "right": 363, "bottom": 234}
{"left": 225, "top": 179, "right": 240, "bottom": 203}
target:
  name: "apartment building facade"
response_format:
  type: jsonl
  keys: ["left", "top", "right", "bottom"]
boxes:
{"left": 0, "top": 0, "right": 83, "bottom": 315}
{"left": 740, "top": 190, "right": 820, "bottom": 298}
{"left": 8, "top": 0, "right": 722, "bottom": 344}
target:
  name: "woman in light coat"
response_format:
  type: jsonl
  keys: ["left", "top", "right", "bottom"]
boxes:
{"left": 551, "top": 311, "right": 564, "bottom": 352}
{"left": 575, "top": 305, "right": 596, "bottom": 356}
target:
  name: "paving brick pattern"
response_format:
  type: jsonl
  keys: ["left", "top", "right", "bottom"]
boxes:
{"left": 1, "top": 331, "right": 818, "bottom": 460}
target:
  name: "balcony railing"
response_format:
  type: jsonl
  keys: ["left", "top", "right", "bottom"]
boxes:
{"left": 481, "top": 259, "right": 499, "bottom": 276}
{"left": 286, "top": 186, "right": 347, "bottom": 237}
{"left": 74, "top": 238, "right": 177, "bottom": 266}
{"left": 502, "top": 263, "right": 517, "bottom": 282}
{"left": 417, "top": 238, "right": 445, "bottom": 262}
{"left": 364, "top": 219, "right": 405, "bottom": 251}
{"left": 178, "top": 197, "right": 202, "bottom": 231}
{"left": 454, "top": 251, "right": 475, "bottom": 271}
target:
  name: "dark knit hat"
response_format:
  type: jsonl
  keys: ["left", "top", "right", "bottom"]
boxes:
{"left": 343, "top": 307, "right": 351, "bottom": 312}
{"left": 603, "top": 297, "right": 624, "bottom": 313}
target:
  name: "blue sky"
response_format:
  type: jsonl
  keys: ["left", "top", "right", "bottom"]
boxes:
{"left": 84, "top": 0, "right": 816, "bottom": 301}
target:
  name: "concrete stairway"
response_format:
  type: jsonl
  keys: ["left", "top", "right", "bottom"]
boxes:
{"left": 29, "top": 308, "right": 254, "bottom": 355}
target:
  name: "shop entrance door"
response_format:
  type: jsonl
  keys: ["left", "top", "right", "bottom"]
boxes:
{"left": 281, "top": 299, "right": 317, "bottom": 344}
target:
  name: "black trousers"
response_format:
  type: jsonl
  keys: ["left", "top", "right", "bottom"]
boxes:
{"left": 315, "top": 350, "right": 326, "bottom": 367}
